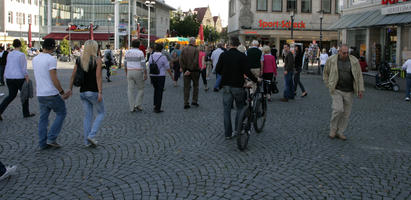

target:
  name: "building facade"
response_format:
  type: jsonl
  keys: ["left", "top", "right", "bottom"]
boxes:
{"left": 228, "top": 0, "right": 340, "bottom": 50}
{"left": 330, "top": 0, "right": 411, "bottom": 69}
{"left": 192, "top": 7, "right": 223, "bottom": 33}
{"left": 0, "top": 0, "right": 42, "bottom": 48}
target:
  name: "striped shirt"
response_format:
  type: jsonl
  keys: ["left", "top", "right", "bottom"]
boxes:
{"left": 124, "top": 48, "right": 145, "bottom": 69}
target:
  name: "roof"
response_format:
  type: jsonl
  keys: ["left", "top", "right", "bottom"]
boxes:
{"left": 194, "top": 7, "right": 208, "bottom": 23}
{"left": 213, "top": 16, "right": 219, "bottom": 23}
{"left": 329, "top": 10, "right": 411, "bottom": 30}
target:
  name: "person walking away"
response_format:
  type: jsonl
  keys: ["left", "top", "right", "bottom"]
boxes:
{"left": 198, "top": 46, "right": 208, "bottom": 91}
{"left": 270, "top": 45, "right": 278, "bottom": 65}
{"left": 280, "top": 44, "right": 295, "bottom": 102}
{"left": 68, "top": 40, "right": 105, "bottom": 147}
{"left": 171, "top": 44, "right": 182, "bottom": 87}
{"left": 180, "top": 37, "right": 200, "bottom": 109}
{"left": 246, "top": 40, "right": 264, "bottom": 93}
{"left": 302, "top": 48, "right": 310, "bottom": 71}
{"left": 319, "top": 48, "right": 329, "bottom": 74}
{"left": 323, "top": 44, "right": 364, "bottom": 141}
{"left": 216, "top": 37, "right": 259, "bottom": 140}
{"left": 149, "top": 43, "right": 174, "bottom": 113}
{"left": 103, "top": 45, "right": 114, "bottom": 82}
{"left": 262, "top": 46, "right": 277, "bottom": 101}
{"left": 402, "top": 58, "right": 411, "bottom": 101}
{"left": 205, "top": 45, "right": 213, "bottom": 80}
{"left": 124, "top": 40, "right": 147, "bottom": 112}
{"left": 0, "top": 46, "right": 8, "bottom": 86}
{"left": 33, "top": 38, "right": 69, "bottom": 149}
{"left": 0, "top": 39, "right": 35, "bottom": 121}
{"left": 294, "top": 45, "right": 307, "bottom": 97}
{"left": 329, "top": 46, "right": 338, "bottom": 56}
{"left": 0, "top": 161, "right": 17, "bottom": 181}
{"left": 211, "top": 43, "right": 225, "bottom": 92}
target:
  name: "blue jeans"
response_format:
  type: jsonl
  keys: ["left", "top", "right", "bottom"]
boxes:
{"left": 214, "top": 74, "right": 222, "bottom": 90}
{"left": 223, "top": 86, "right": 246, "bottom": 137}
{"left": 80, "top": 92, "right": 105, "bottom": 145}
{"left": 283, "top": 71, "right": 295, "bottom": 99}
{"left": 406, "top": 74, "right": 411, "bottom": 98}
{"left": 38, "top": 95, "right": 67, "bottom": 148}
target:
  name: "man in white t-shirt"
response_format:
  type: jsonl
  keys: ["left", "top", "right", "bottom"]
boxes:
{"left": 33, "top": 38, "right": 70, "bottom": 150}
{"left": 402, "top": 58, "right": 411, "bottom": 101}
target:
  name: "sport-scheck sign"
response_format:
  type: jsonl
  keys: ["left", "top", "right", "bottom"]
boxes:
{"left": 258, "top": 20, "right": 306, "bottom": 29}
{"left": 382, "top": 0, "right": 409, "bottom": 4}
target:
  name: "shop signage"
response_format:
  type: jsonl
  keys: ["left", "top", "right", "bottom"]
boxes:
{"left": 381, "top": 0, "right": 409, "bottom": 4}
{"left": 67, "top": 24, "right": 99, "bottom": 32}
{"left": 381, "top": 3, "right": 411, "bottom": 14}
{"left": 258, "top": 20, "right": 306, "bottom": 29}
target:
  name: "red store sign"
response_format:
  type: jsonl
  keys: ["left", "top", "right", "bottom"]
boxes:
{"left": 258, "top": 20, "right": 306, "bottom": 29}
{"left": 382, "top": 0, "right": 409, "bottom": 4}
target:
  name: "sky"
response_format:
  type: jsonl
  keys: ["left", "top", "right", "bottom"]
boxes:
{"left": 164, "top": 0, "right": 229, "bottom": 26}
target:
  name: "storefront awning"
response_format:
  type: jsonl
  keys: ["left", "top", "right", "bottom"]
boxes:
{"left": 329, "top": 11, "right": 411, "bottom": 30}
{"left": 43, "top": 33, "right": 114, "bottom": 41}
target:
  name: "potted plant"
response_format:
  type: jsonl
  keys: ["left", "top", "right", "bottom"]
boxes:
{"left": 59, "top": 39, "right": 71, "bottom": 62}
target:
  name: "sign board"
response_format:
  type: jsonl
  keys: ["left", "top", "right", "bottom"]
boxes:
{"left": 381, "top": 3, "right": 411, "bottom": 14}
{"left": 118, "top": 23, "right": 128, "bottom": 36}
{"left": 67, "top": 25, "right": 98, "bottom": 32}
{"left": 381, "top": 0, "right": 409, "bottom": 5}
{"left": 258, "top": 20, "right": 306, "bottom": 29}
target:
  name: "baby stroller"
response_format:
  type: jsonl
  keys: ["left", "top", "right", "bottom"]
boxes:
{"left": 375, "top": 62, "right": 400, "bottom": 92}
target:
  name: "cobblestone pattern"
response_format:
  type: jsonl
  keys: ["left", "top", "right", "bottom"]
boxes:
{"left": 0, "top": 67, "right": 410, "bottom": 199}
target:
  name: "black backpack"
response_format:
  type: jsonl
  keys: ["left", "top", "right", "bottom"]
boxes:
{"left": 149, "top": 55, "right": 162, "bottom": 75}
{"left": 73, "top": 58, "right": 85, "bottom": 87}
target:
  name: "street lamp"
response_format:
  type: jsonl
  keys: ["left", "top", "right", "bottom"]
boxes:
{"left": 290, "top": 10, "right": 294, "bottom": 39}
{"left": 145, "top": 0, "right": 156, "bottom": 52}
{"left": 107, "top": 15, "right": 112, "bottom": 46}
{"left": 318, "top": 10, "right": 324, "bottom": 74}
{"left": 68, "top": 22, "right": 73, "bottom": 61}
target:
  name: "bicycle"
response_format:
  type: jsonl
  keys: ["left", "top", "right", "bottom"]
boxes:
{"left": 236, "top": 80, "right": 268, "bottom": 151}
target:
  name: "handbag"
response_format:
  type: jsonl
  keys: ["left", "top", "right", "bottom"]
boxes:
{"left": 271, "top": 76, "right": 279, "bottom": 94}
{"left": 73, "top": 58, "right": 85, "bottom": 87}
{"left": 149, "top": 55, "right": 162, "bottom": 75}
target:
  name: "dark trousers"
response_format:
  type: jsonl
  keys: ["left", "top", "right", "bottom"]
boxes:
{"left": 0, "top": 79, "right": 30, "bottom": 116}
{"left": 0, "top": 65, "right": 5, "bottom": 84}
{"left": 262, "top": 73, "right": 274, "bottom": 95}
{"left": 173, "top": 64, "right": 181, "bottom": 82}
{"left": 0, "top": 161, "right": 5, "bottom": 175}
{"left": 150, "top": 76, "right": 165, "bottom": 111}
{"left": 184, "top": 72, "right": 200, "bottom": 105}
{"left": 200, "top": 68, "right": 207, "bottom": 86}
{"left": 105, "top": 62, "right": 112, "bottom": 79}
{"left": 293, "top": 71, "right": 306, "bottom": 93}
{"left": 283, "top": 71, "right": 294, "bottom": 99}
{"left": 406, "top": 74, "right": 411, "bottom": 98}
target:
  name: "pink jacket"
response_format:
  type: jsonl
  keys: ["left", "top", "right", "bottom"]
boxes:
{"left": 263, "top": 54, "right": 277, "bottom": 76}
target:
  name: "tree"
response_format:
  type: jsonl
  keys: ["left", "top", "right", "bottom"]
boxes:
{"left": 204, "top": 26, "right": 219, "bottom": 43}
{"left": 19, "top": 38, "right": 28, "bottom": 56}
{"left": 170, "top": 13, "right": 200, "bottom": 37}
{"left": 60, "top": 39, "right": 70, "bottom": 56}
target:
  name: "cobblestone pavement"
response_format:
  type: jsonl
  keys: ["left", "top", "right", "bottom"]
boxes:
{"left": 0, "top": 64, "right": 410, "bottom": 199}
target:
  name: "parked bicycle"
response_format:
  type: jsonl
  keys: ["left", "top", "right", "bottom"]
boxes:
{"left": 236, "top": 79, "right": 267, "bottom": 151}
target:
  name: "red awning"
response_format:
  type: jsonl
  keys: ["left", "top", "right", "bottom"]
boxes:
{"left": 139, "top": 34, "right": 159, "bottom": 41}
{"left": 43, "top": 33, "right": 114, "bottom": 41}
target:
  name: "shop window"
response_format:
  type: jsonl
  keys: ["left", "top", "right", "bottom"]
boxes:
{"left": 8, "top": 12, "right": 13, "bottom": 24}
{"left": 287, "top": 0, "right": 297, "bottom": 12}
{"left": 301, "top": 0, "right": 311, "bottom": 13}
{"left": 322, "top": 0, "right": 331, "bottom": 13}
{"left": 335, "top": 0, "right": 339, "bottom": 13}
{"left": 272, "top": 0, "right": 282, "bottom": 12}
{"left": 257, "top": 0, "right": 268, "bottom": 11}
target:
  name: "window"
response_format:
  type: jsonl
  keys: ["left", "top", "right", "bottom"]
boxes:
{"left": 34, "top": 15, "right": 38, "bottom": 25}
{"left": 272, "top": 0, "right": 282, "bottom": 12}
{"left": 23, "top": 13, "right": 25, "bottom": 24}
{"left": 335, "top": 0, "right": 339, "bottom": 13}
{"left": 229, "top": 0, "right": 236, "bottom": 16}
{"left": 287, "top": 0, "right": 296, "bottom": 12}
{"left": 35, "top": 0, "right": 38, "bottom": 5}
{"left": 28, "top": 0, "right": 31, "bottom": 4}
{"left": 322, "top": 0, "right": 331, "bottom": 13}
{"left": 28, "top": 14, "right": 32, "bottom": 24}
{"left": 257, "top": 0, "right": 268, "bottom": 11}
{"left": 301, "top": 0, "right": 311, "bottom": 13}
{"left": 8, "top": 12, "right": 13, "bottom": 23}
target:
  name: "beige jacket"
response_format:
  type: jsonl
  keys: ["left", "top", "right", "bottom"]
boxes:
{"left": 323, "top": 54, "right": 365, "bottom": 95}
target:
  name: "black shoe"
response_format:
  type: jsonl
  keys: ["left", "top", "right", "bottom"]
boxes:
{"left": 213, "top": 88, "right": 219, "bottom": 92}
{"left": 24, "top": 113, "right": 35, "bottom": 118}
{"left": 191, "top": 102, "right": 199, "bottom": 107}
{"left": 47, "top": 142, "right": 61, "bottom": 148}
{"left": 184, "top": 105, "right": 191, "bottom": 109}
{"left": 153, "top": 109, "right": 164, "bottom": 113}
{"left": 0, "top": 115, "right": 2, "bottom": 121}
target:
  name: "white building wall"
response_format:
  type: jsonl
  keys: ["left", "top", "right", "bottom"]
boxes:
{"left": 4, "top": 0, "right": 40, "bottom": 38}
{"left": 155, "top": 6, "right": 170, "bottom": 38}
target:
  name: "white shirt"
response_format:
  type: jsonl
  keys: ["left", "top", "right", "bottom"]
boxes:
{"left": 211, "top": 48, "right": 224, "bottom": 71}
{"left": 320, "top": 53, "right": 329, "bottom": 65}
{"left": 32, "top": 53, "right": 59, "bottom": 96}
{"left": 4, "top": 50, "right": 27, "bottom": 79}
{"left": 402, "top": 59, "right": 411, "bottom": 74}
{"left": 124, "top": 48, "right": 145, "bottom": 69}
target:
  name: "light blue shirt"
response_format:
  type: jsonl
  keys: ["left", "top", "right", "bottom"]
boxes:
{"left": 4, "top": 50, "right": 27, "bottom": 79}
{"left": 149, "top": 52, "right": 170, "bottom": 76}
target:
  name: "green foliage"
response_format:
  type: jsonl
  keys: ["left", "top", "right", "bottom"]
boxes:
{"left": 204, "top": 26, "right": 219, "bottom": 43}
{"left": 60, "top": 39, "right": 70, "bottom": 56}
{"left": 19, "top": 38, "right": 28, "bottom": 56}
{"left": 170, "top": 13, "right": 201, "bottom": 37}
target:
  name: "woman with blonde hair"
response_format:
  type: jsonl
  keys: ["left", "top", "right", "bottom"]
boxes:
{"left": 68, "top": 40, "right": 105, "bottom": 147}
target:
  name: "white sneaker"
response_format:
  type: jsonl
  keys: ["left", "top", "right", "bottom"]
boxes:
{"left": 405, "top": 97, "right": 410, "bottom": 101}
{"left": 87, "top": 137, "right": 98, "bottom": 147}
{"left": 0, "top": 165, "right": 17, "bottom": 181}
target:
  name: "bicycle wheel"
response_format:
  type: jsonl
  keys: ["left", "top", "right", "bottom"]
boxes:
{"left": 237, "top": 106, "right": 250, "bottom": 151}
{"left": 254, "top": 93, "right": 267, "bottom": 133}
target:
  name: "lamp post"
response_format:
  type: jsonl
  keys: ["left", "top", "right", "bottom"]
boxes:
{"left": 68, "top": 22, "right": 72, "bottom": 61}
{"left": 319, "top": 10, "right": 324, "bottom": 54}
{"left": 107, "top": 15, "right": 112, "bottom": 46}
{"left": 145, "top": 0, "right": 156, "bottom": 52}
{"left": 290, "top": 10, "right": 294, "bottom": 39}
